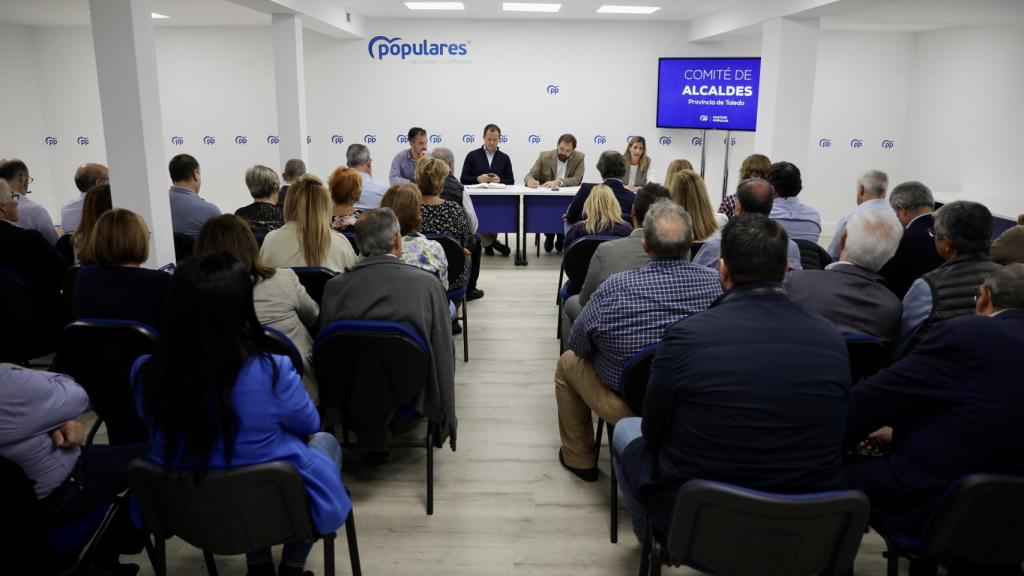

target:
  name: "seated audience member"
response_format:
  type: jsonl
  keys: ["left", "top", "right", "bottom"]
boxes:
{"left": 556, "top": 200, "right": 722, "bottom": 482}
{"left": 766, "top": 161, "right": 822, "bottom": 243}
{"left": 525, "top": 133, "right": 585, "bottom": 253}
{"left": 845, "top": 264, "right": 1024, "bottom": 541}
{"left": 195, "top": 214, "right": 320, "bottom": 402}
{"left": 133, "top": 253, "right": 349, "bottom": 576}
{"left": 718, "top": 153, "right": 770, "bottom": 219}
{"left": 259, "top": 174, "right": 358, "bottom": 272}
{"left": 71, "top": 184, "right": 113, "bottom": 263}
{"left": 0, "top": 361, "right": 147, "bottom": 573}
{"left": 319, "top": 209, "right": 457, "bottom": 451}
{"left": 662, "top": 158, "right": 694, "bottom": 188}
{"left": 347, "top": 144, "right": 387, "bottom": 211}
{"left": 433, "top": 147, "right": 487, "bottom": 299}
{"left": 74, "top": 209, "right": 171, "bottom": 330}
{"left": 666, "top": 169, "right": 722, "bottom": 242}
{"left": 878, "top": 181, "right": 944, "bottom": 298}
{"left": 991, "top": 214, "right": 1024, "bottom": 264}
{"left": 786, "top": 206, "right": 904, "bottom": 346}
{"left": 565, "top": 151, "right": 633, "bottom": 229}
{"left": 692, "top": 178, "right": 802, "bottom": 271}
{"left": 623, "top": 136, "right": 651, "bottom": 190}
{"left": 0, "top": 158, "right": 58, "bottom": 245}
{"left": 328, "top": 167, "right": 364, "bottom": 232}
{"left": 564, "top": 184, "right": 633, "bottom": 247}
{"left": 234, "top": 164, "right": 284, "bottom": 236}
{"left": 167, "top": 154, "right": 221, "bottom": 238}
{"left": 614, "top": 213, "right": 850, "bottom": 540}
{"left": 899, "top": 200, "right": 1000, "bottom": 352}
{"left": 460, "top": 123, "right": 514, "bottom": 185}
{"left": 380, "top": 183, "right": 449, "bottom": 289}
{"left": 416, "top": 157, "right": 472, "bottom": 290}
{"left": 389, "top": 127, "right": 429, "bottom": 185}
{"left": 561, "top": 183, "right": 671, "bottom": 340}
{"left": 277, "top": 158, "right": 306, "bottom": 209}
{"left": 827, "top": 170, "right": 890, "bottom": 258}
{"left": 61, "top": 162, "right": 108, "bottom": 235}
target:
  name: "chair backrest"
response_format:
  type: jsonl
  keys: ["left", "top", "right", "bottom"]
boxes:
{"left": 666, "top": 480, "right": 869, "bottom": 576}
{"left": 563, "top": 236, "right": 617, "bottom": 287}
{"left": 61, "top": 264, "right": 80, "bottom": 311}
{"left": 55, "top": 233, "right": 75, "bottom": 263}
{"left": 53, "top": 319, "right": 159, "bottom": 444}
{"left": 794, "top": 239, "right": 833, "bottom": 271}
{"left": 290, "top": 266, "right": 337, "bottom": 305}
{"left": 254, "top": 232, "right": 268, "bottom": 248}
{"left": 341, "top": 231, "right": 360, "bottom": 255}
{"left": 922, "top": 474, "right": 1024, "bottom": 565}
{"left": 423, "top": 234, "right": 465, "bottom": 288}
{"left": 262, "top": 325, "right": 304, "bottom": 377}
{"left": 843, "top": 333, "right": 890, "bottom": 383}
{"left": 128, "top": 459, "right": 317, "bottom": 555}
{"left": 620, "top": 343, "right": 659, "bottom": 415}
{"left": 689, "top": 241, "right": 704, "bottom": 260}
{"left": 173, "top": 233, "right": 195, "bottom": 263}
{"left": 0, "top": 267, "right": 34, "bottom": 362}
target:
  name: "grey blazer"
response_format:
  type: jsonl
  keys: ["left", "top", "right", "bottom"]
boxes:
{"left": 785, "top": 262, "right": 903, "bottom": 347}
{"left": 625, "top": 158, "right": 650, "bottom": 187}
{"left": 578, "top": 228, "right": 650, "bottom": 306}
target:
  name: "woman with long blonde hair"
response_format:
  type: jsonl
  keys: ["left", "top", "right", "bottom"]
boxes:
{"left": 259, "top": 174, "right": 357, "bottom": 272}
{"left": 565, "top": 184, "right": 633, "bottom": 246}
{"left": 662, "top": 159, "right": 694, "bottom": 188}
{"left": 667, "top": 170, "right": 720, "bottom": 242}
{"left": 623, "top": 136, "right": 651, "bottom": 190}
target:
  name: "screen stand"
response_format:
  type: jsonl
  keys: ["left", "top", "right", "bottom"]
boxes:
{"left": 721, "top": 130, "right": 732, "bottom": 201}
{"left": 699, "top": 129, "right": 708, "bottom": 179}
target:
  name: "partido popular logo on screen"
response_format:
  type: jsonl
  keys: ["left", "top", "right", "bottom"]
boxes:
{"left": 368, "top": 36, "right": 469, "bottom": 60}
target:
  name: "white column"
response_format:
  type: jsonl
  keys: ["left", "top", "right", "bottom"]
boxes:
{"left": 755, "top": 17, "right": 820, "bottom": 171}
{"left": 272, "top": 14, "right": 309, "bottom": 168}
{"left": 89, "top": 0, "right": 174, "bottom": 267}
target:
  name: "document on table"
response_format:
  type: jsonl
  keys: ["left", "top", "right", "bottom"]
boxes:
{"left": 466, "top": 183, "right": 507, "bottom": 189}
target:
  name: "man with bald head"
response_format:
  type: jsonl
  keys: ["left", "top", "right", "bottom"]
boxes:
{"left": 0, "top": 158, "right": 58, "bottom": 245}
{"left": 61, "top": 163, "right": 108, "bottom": 235}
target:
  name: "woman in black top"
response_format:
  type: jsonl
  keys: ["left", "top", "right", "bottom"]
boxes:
{"left": 235, "top": 165, "right": 285, "bottom": 236}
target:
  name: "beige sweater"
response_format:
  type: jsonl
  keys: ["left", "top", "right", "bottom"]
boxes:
{"left": 259, "top": 222, "right": 357, "bottom": 272}
{"left": 254, "top": 268, "right": 320, "bottom": 402}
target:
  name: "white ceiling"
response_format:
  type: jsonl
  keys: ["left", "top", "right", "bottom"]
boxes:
{"left": 0, "top": 0, "right": 270, "bottom": 27}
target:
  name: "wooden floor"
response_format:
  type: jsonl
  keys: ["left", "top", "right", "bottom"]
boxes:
{"left": 123, "top": 236, "right": 894, "bottom": 575}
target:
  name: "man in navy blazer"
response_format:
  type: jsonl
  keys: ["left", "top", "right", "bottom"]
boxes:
{"left": 460, "top": 124, "right": 514, "bottom": 186}
{"left": 878, "top": 181, "right": 944, "bottom": 298}
{"left": 565, "top": 150, "right": 633, "bottom": 225}
{"left": 613, "top": 214, "right": 851, "bottom": 541}
{"left": 845, "top": 263, "right": 1024, "bottom": 540}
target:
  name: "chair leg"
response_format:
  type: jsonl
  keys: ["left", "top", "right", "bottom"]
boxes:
{"left": 884, "top": 549, "right": 899, "bottom": 576}
{"left": 85, "top": 418, "right": 103, "bottom": 445}
{"left": 556, "top": 296, "right": 564, "bottom": 339}
{"left": 344, "top": 510, "right": 362, "bottom": 576}
{"left": 461, "top": 296, "right": 468, "bottom": 362}
{"left": 594, "top": 419, "right": 605, "bottom": 468}
{"left": 426, "top": 423, "right": 434, "bottom": 515}
{"left": 609, "top": 423, "right": 618, "bottom": 544}
{"left": 203, "top": 550, "right": 218, "bottom": 576}
{"left": 639, "top": 517, "right": 652, "bottom": 576}
{"left": 650, "top": 540, "right": 662, "bottom": 576}
{"left": 153, "top": 536, "right": 167, "bottom": 576}
{"left": 321, "top": 532, "right": 336, "bottom": 576}
{"left": 536, "top": 233, "right": 540, "bottom": 257}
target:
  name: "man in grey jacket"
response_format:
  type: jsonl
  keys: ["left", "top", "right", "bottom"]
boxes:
{"left": 320, "top": 208, "right": 457, "bottom": 450}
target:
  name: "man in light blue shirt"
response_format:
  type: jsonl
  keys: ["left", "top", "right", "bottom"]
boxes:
{"left": 347, "top": 143, "right": 388, "bottom": 210}
{"left": 0, "top": 158, "right": 58, "bottom": 245}
{"left": 61, "top": 163, "right": 108, "bottom": 235}
{"left": 827, "top": 170, "right": 891, "bottom": 258}
{"left": 767, "top": 161, "right": 822, "bottom": 243}
{"left": 389, "top": 127, "right": 429, "bottom": 185}
{"left": 168, "top": 154, "right": 220, "bottom": 237}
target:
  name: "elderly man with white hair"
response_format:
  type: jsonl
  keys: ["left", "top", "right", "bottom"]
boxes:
{"left": 786, "top": 205, "right": 905, "bottom": 346}
{"left": 827, "top": 169, "right": 890, "bottom": 258}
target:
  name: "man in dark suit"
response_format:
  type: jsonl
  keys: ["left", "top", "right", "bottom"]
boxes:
{"left": 878, "top": 181, "right": 944, "bottom": 298}
{"left": 613, "top": 213, "right": 851, "bottom": 541}
{"left": 786, "top": 205, "right": 905, "bottom": 346}
{"left": 458, "top": 124, "right": 513, "bottom": 258}
{"left": 845, "top": 263, "right": 1024, "bottom": 543}
{"left": 565, "top": 150, "right": 633, "bottom": 227}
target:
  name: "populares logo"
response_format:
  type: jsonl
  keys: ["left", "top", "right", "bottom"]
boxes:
{"left": 699, "top": 115, "right": 709, "bottom": 122}
{"left": 546, "top": 84, "right": 560, "bottom": 95}
{"left": 429, "top": 134, "right": 442, "bottom": 144}
{"left": 882, "top": 139, "right": 895, "bottom": 149}
{"left": 528, "top": 134, "right": 541, "bottom": 144}
{"left": 44, "top": 136, "right": 58, "bottom": 146}
{"left": 171, "top": 136, "right": 184, "bottom": 146}
{"left": 499, "top": 134, "right": 508, "bottom": 144}
{"left": 850, "top": 139, "right": 863, "bottom": 149}
{"left": 594, "top": 135, "right": 607, "bottom": 145}
{"left": 723, "top": 137, "right": 736, "bottom": 146}
{"left": 462, "top": 134, "right": 475, "bottom": 144}
{"left": 396, "top": 134, "right": 408, "bottom": 144}
{"left": 203, "top": 136, "right": 216, "bottom": 145}
{"left": 691, "top": 136, "right": 703, "bottom": 147}
{"left": 659, "top": 136, "right": 672, "bottom": 146}
{"left": 236, "top": 136, "right": 248, "bottom": 145}
{"left": 367, "top": 35, "right": 469, "bottom": 60}
{"left": 307, "top": 135, "right": 312, "bottom": 145}
{"left": 819, "top": 138, "right": 832, "bottom": 148}
{"left": 331, "top": 134, "right": 345, "bottom": 145}
{"left": 76, "top": 136, "right": 89, "bottom": 146}
{"left": 364, "top": 134, "right": 377, "bottom": 144}
{"left": 267, "top": 135, "right": 279, "bottom": 145}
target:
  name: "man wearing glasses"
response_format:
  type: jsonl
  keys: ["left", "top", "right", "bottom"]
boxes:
{"left": 0, "top": 158, "right": 59, "bottom": 245}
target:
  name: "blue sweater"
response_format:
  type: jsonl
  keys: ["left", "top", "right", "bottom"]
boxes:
{"left": 460, "top": 147, "right": 514, "bottom": 185}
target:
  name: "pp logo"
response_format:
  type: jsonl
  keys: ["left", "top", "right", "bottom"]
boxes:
{"left": 171, "top": 136, "right": 184, "bottom": 146}
{"left": 267, "top": 135, "right": 279, "bottom": 145}
{"left": 881, "top": 139, "right": 895, "bottom": 150}
{"left": 691, "top": 136, "right": 703, "bottom": 147}
{"left": 203, "top": 136, "right": 216, "bottom": 146}
{"left": 625, "top": 135, "right": 634, "bottom": 143}
{"left": 364, "top": 134, "right": 377, "bottom": 144}
{"left": 499, "top": 135, "right": 508, "bottom": 144}
{"left": 594, "top": 135, "right": 607, "bottom": 145}
{"left": 819, "top": 139, "right": 832, "bottom": 148}
{"left": 850, "top": 139, "right": 863, "bottom": 149}
{"left": 528, "top": 134, "right": 541, "bottom": 144}
{"left": 396, "top": 134, "right": 409, "bottom": 144}
{"left": 76, "top": 136, "right": 90, "bottom": 146}
{"left": 546, "top": 84, "right": 560, "bottom": 95}
{"left": 699, "top": 115, "right": 709, "bottom": 122}
{"left": 236, "top": 136, "right": 248, "bottom": 145}
{"left": 44, "top": 137, "right": 58, "bottom": 146}
{"left": 429, "top": 134, "right": 442, "bottom": 144}
{"left": 462, "top": 134, "right": 475, "bottom": 144}
{"left": 723, "top": 137, "right": 736, "bottom": 146}
{"left": 331, "top": 134, "right": 345, "bottom": 145}
{"left": 659, "top": 136, "right": 672, "bottom": 146}
{"left": 306, "top": 135, "right": 312, "bottom": 145}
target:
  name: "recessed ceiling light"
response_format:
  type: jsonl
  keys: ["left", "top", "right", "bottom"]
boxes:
{"left": 151, "top": 12, "right": 170, "bottom": 19}
{"left": 503, "top": 3, "right": 562, "bottom": 13}
{"left": 596, "top": 5, "right": 661, "bottom": 15}
{"left": 404, "top": 2, "right": 465, "bottom": 10}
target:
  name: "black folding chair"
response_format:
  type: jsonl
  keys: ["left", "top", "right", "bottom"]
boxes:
{"left": 794, "top": 239, "right": 834, "bottom": 271}
{"left": 556, "top": 236, "right": 617, "bottom": 343}
{"left": 876, "top": 474, "right": 1024, "bottom": 576}
{"left": 640, "top": 480, "right": 869, "bottom": 576}
{"left": 61, "top": 263, "right": 80, "bottom": 311}
{"left": 263, "top": 325, "right": 304, "bottom": 377}
{"left": 0, "top": 267, "right": 34, "bottom": 363}
{"left": 53, "top": 319, "right": 159, "bottom": 445}
{"left": 291, "top": 266, "right": 337, "bottom": 306}
{"left": 315, "top": 319, "right": 442, "bottom": 514}
{"left": 689, "top": 241, "right": 704, "bottom": 260}
{"left": 341, "top": 231, "right": 360, "bottom": 255}
{"left": 173, "top": 233, "right": 195, "bottom": 263}
{"left": 424, "top": 233, "right": 469, "bottom": 362}
{"left": 129, "top": 459, "right": 361, "bottom": 576}
{"left": 843, "top": 332, "right": 891, "bottom": 384}
{"left": 56, "top": 233, "right": 75, "bottom": 263}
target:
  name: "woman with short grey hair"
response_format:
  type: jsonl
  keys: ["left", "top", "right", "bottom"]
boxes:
{"left": 234, "top": 164, "right": 285, "bottom": 236}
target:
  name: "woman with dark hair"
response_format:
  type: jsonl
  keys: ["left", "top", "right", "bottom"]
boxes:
{"left": 72, "top": 183, "right": 113, "bottom": 263}
{"left": 380, "top": 183, "right": 449, "bottom": 289}
{"left": 132, "top": 253, "right": 350, "bottom": 576}
{"left": 718, "top": 153, "right": 771, "bottom": 219}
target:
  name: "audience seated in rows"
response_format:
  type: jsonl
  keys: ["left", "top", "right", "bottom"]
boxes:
{"left": 692, "top": 178, "right": 803, "bottom": 271}
{"left": 878, "top": 181, "right": 944, "bottom": 298}
{"left": 74, "top": 209, "right": 170, "bottom": 330}
{"left": 0, "top": 158, "right": 58, "bottom": 245}
{"left": 991, "top": 214, "right": 1024, "bottom": 264}
{"left": 564, "top": 184, "right": 633, "bottom": 247}
{"left": 276, "top": 158, "right": 306, "bottom": 209}
{"left": 347, "top": 143, "right": 388, "bottom": 211}
{"left": 718, "top": 153, "right": 770, "bottom": 219}
{"left": 614, "top": 213, "right": 850, "bottom": 541}
{"left": 767, "top": 161, "right": 822, "bottom": 243}
{"left": 380, "top": 183, "right": 450, "bottom": 289}
{"left": 415, "top": 156, "right": 473, "bottom": 289}
{"left": 565, "top": 150, "right": 634, "bottom": 227}
{"left": 666, "top": 169, "right": 723, "bottom": 242}
{"left": 555, "top": 200, "right": 722, "bottom": 482}
{"left": 71, "top": 184, "right": 113, "bottom": 263}
{"left": 328, "top": 167, "right": 364, "bottom": 233}
{"left": 845, "top": 264, "right": 1024, "bottom": 540}
{"left": 132, "top": 253, "right": 349, "bottom": 576}
{"left": 234, "top": 164, "right": 285, "bottom": 236}
{"left": 260, "top": 174, "right": 358, "bottom": 272}
{"left": 61, "top": 163, "right": 109, "bottom": 235}
{"left": 319, "top": 209, "right": 457, "bottom": 452}
{"left": 195, "top": 214, "right": 321, "bottom": 403}
{"left": 899, "top": 200, "right": 1000, "bottom": 352}
{"left": 168, "top": 154, "right": 221, "bottom": 238}
{"left": 786, "top": 205, "right": 905, "bottom": 347}
{"left": 827, "top": 170, "right": 890, "bottom": 259}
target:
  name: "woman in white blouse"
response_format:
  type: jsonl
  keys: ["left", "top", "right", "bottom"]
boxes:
{"left": 259, "top": 174, "right": 357, "bottom": 272}
{"left": 623, "top": 136, "right": 651, "bottom": 191}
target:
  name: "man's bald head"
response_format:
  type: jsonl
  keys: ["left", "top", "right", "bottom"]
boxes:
{"left": 735, "top": 178, "right": 775, "bottom": 215}
{"left": 74, "top": 163, "right": 109, "bottom": 193}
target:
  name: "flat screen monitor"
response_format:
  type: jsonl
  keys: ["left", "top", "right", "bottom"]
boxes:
{"left": 657, "top": 57, "right": 761, "bottom": 131}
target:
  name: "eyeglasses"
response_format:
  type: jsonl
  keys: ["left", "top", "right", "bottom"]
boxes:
{"left": 927, "top": 227, "right": 947, "bottom": 241}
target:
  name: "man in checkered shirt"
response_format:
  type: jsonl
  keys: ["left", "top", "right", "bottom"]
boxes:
{"left": 554, "top": 199, "right": 722, "bottom": 481}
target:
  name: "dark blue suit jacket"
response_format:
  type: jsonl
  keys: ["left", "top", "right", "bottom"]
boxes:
{"left": 879, "top": 213, "right": 943, "bottom": 299}
{"left": 565, "top": 178, "right": 633, "bottom": 225}
{"left": 633, "top": 282, "right": 850, "bottom": 538}
{"left": 460, "top": 147, "right": 514, "bottom": 185}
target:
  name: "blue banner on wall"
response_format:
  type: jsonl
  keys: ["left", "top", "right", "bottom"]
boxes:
{"left": 657, "top": 57, "right": 761, "bottom": 132}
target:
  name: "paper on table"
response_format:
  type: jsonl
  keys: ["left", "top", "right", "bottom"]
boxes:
{"left": 466, "top": 183, "right": 507, "bottom": 189}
